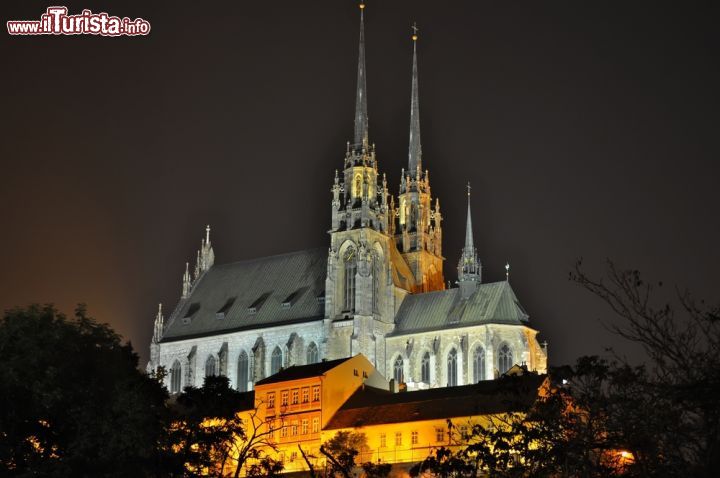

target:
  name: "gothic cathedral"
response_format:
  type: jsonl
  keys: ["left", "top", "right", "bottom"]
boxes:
{"left": 148, "top": 5, "right": 547, "bottom": 394}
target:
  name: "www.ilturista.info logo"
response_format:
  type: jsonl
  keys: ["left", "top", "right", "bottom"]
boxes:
{"left": 7, "top": 6, "right": 151, "bottom": 36}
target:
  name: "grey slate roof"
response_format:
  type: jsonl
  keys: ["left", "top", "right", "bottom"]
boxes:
{"left": 389, "top": 281, "right": 530, "bottom": 336}
{"left": 325, "top": 374, "right": 546, "bottom": 429}
{"left": 161, "top": 248, "right": 327, "bottom": 342}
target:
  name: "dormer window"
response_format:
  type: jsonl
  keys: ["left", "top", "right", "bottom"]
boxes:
{"left": 247, "top": 293, "right": 270, "bottom": 314}
{"left": 216, "top": 297, "right": 235, "bottom": 319}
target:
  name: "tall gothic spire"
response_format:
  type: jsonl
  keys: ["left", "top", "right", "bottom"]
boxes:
{"left": 353, "top": 3, "right": 369, "bottom": 147}
{"left": 408, "top": 23, "right": 422, "bottom": 176}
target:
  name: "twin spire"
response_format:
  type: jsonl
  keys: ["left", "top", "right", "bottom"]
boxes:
{"left": 351, "top": 2, "right": 421, "bottom": 168}
{"left": 408, "top": 23, "right": 422, "bottom": 176}
{"left": 353, "top": 3, "right": 368, "bottom": 148}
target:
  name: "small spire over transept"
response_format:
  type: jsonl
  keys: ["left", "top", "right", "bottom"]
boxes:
{"left": 353, "top": 1, "right": 369, "bottom": 148}
{"left": 464, "top": 182, "right": 474, "bottom": 252}
{"left": 458, "top": 183, "right": 481, "bottom": 297}
{"left": 408, "top": 21, "right": 422, "bottom": 176}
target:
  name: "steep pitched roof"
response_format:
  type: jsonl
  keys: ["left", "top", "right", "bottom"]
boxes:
{"left": 325, "top": 374, "right": 546, "bottom": 430}
{"left": 390, "top": 281, "right": 530, "bottom": 336}
{"left": 161, "top": 249, "right": 327, "bottom": 342}
{"left": 255, "top": 357, "right": 352, "bottom": 386}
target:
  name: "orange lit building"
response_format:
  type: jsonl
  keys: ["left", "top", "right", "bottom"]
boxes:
{"left": 230, "top": 354, "right": 547, "bottom": 475}
{"left": 245, "top": 355, "right": 388, "bottom": 473}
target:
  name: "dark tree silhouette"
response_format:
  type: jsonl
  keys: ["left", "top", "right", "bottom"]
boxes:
{"left": 0, "top": 304, "right": 168, "bottom": 477}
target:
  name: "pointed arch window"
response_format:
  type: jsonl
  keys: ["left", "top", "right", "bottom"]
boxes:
{"left": 205, "top": 355, "right": 217, "bottom": 378}
{"left": 447, "top": 348, "right": 458, "bottom": 387}
{"left": 421, "top": 352, "right": 431, "bottom": 384}
{"left": 306, "top": 342, "right": 319, "bottom": 364}
{"left": 372, "top": 252, "right": 381, "bottom": 314}
{"left": 344, "top": 248, "right": 357, "bottom": 312}
{"left": 498, "top": 343, "right": 513, "bottom": 375}
{"left": 237, "top": 351, "right": 249, "bottom": 392}
{"left": 271, "top": 346, "right": 283, "bottom": 375}
{"left": 393, "top": 356, "right": 404, "bottom": 383}
{"left": 170, "top": 360, "right": 182, "bottom": 394}
{"left": 473, "top": 346, "right": 486, "bottom": 383}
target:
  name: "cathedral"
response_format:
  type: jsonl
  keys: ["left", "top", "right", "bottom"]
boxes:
{"left": 147, "top": 4, "right": 547, "bottom": 394}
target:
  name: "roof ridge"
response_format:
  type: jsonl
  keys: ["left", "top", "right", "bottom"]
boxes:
{"left": 214, "top": 247, "right": 326, "bottom": 268}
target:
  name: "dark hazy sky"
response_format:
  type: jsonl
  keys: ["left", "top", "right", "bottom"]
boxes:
{"left": 1, "top": 1, "right": 718, "bottom": 367}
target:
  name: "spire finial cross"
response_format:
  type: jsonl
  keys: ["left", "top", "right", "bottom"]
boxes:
{"left": 411, "top": 21, "right": 419, "bottom": 41}
{"left": 466, "top": 181, "right": 471, "bottom": 197}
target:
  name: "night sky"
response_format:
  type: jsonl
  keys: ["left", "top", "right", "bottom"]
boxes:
{"left": 1, "top": 1, "right": 718, "bottom": 367}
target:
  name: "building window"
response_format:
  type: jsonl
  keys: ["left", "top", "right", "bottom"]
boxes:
{"left": 498, "top": 343, "right": 513, "bottom": 374}
{"left": 306, "top": 342, "right": 319, "bottom": 364}
{"left": 411, "top": 431, "right": 418, "bottom": 445}
{"left": 302, "top": 387, "right": 309, "bottom": 403}
{"left": 435, "top": 428, "right": 445, "bottom": 443}
{"left": 473, "top": 346, "right": 486, "bottom": 382}
{"left": 205, "top": 355, "right": 217, "bottom": 378}
{"left": 266, "top": 418, "right": 275, "bottom": 439}
{"left": 280, "top": 426, "right": 288, "bottom": 438}
{"left": 291, "top": 421, "right": 298, "bottom": 436}
{"left": 312, "top": 417, "right": 319, "bottom": 433}
{"left": 291, "top": 389, "right": 299, "bottom": 405}
{"left": 267, "top": 392, "right": 275, "bottom": 409}
{"left": 421, "top": 352, "right": 431, "bottom": 383}
{"left": 290, "top": 451, "right": 297, "bottom": 462}
{"left": 170, "top": 360, "right": 182, "bottom": 394}
{"left": 395, "top": 432, "right": 402, "bottom": 447}
{"left": 372, "top": 253, "right": 381, "bottom": 313}
{"left": 271, "top": 346, "right": 283, "bottom": 375}
{"left": 393, "top": 356, "right": 404, "bottom": 383}
{"left": 344, "top": 248, "right": 357, "bottom": 311}
{"left": 281, "top": 390, "right": 289, "bottom": 407}
{"left": 379, "top": 433, "right": 386, "bottom": 448}
{"left": 312, "top": 386, "right": 320, "bottom": 402}
{"left": 237, "top": 351, "right": 249, "bottom": 392}
{"left": 301, "top": 419, "right": 308, "bottom": 435}
{"left": 447, "top": 348, "right": 458, "bottom": 387}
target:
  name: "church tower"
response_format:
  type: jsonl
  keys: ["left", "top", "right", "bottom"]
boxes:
{"left": 395, "top": 27, "right": 445, "bottom": 292}
{"left": 324, "top": 3, "right": 396, "bottom": 367}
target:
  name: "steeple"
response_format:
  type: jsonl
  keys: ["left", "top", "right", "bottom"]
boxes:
{"left": 408, "top": 22, "right": 422, "bottom": 176}
{"left": 353, "top": 2, "right": 369, "bottom": 148}
{"left": 464, "top": 184, "right": 474, "bottom": 253}
{"left": 458, "top": 183, "right": 481, "bottom": 297}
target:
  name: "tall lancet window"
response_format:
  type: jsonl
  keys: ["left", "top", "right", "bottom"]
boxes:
{"left": 237, "top": 351, "right": 249, "bottom": 392}
{"left": 170, "top": 360, "right": 182, "bottom": 394}
{"left": 393, "top": 356, "right": 404, "bottom": 383}
{"left": 473, "top": 346, "right": 486, "bottom": 382}
{"left": 421, "top": 352, "right": 431, "bottom": 384}
{"left": 372, "top": 253, "right": 381, "bottom": 314}
{"left": 447, "top": 348, "right": 458, "bottom": 387}
{"left": 270, "top": 346, "right": 283, "bottom": 375}
{"left": 306, "top": 342, "right": 319, "bottom": 364}
{"left": 498, "top": 343, "right": 513, "bottom": 375}
{"left": 205, "top": 355, "right": 217, "bottom": 378}
{"left": 343, "top": 248, "right": 357, "bottom": 312}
